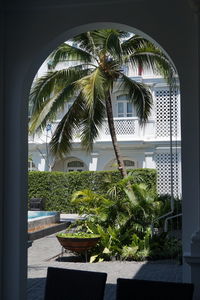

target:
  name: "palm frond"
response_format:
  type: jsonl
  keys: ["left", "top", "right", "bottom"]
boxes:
{"left": 131, "top": 50, "right": 176, "bottom": 82}
{"left": 49, "top": 93, "right": 85, "bottom": 157}
{"left": 29, "top": 83, "right": 77, "bottom": 133}
{"left": 72, "top": 189, "right": 111, "bottom": 206}
{"left": 76, "top": 68, "right": 106, "bottom": 117}
{"left": 29, "top": 67, "right": 90, "bottom": 132}
{"left": 29, "top": 71, "right": 59, "bottom": 115}
{"left": 75, "top": 68, "right": 107, "bottom": 152}
{"left": 80, "top": 98, "right": 106, "bottom": 152}
{"left": 71, "top": 32, "right": 96, "bottom": 55}
{"left": 121, "top": 35, "right": 151, "bottom": 55}
{"left": 91, "top": 29, "right": 122, "bottom": 60}
{"left": 122, "top": 36, "right": 176, "bottom": 81}
{"left": 119, "top": 74, "right": 153, "bottom": 124}
{"left": 49, "top": 42, "right": 95, "bottom": 68}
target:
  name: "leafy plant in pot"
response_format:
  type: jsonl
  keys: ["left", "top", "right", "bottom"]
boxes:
{"left": 56, "top": 232, "right": 100, "bottom": 254}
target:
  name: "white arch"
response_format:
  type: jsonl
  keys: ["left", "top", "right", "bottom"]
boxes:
{"left": 104, "top": 157, "right": 137, "bottom": 171}
{"left": 53, "top": 156, "right": 88, "bottom": 172}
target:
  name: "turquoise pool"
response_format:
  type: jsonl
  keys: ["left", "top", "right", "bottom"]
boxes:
{"left": 28, "top": 211, "right": 57, "bottom": 220}
{"left": 28, "top": 211, "right": 60, "bottom": 230}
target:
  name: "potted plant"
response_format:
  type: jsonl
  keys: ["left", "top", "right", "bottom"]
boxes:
{"left": 56, "top": 232, "right": 100, "bottom": 253}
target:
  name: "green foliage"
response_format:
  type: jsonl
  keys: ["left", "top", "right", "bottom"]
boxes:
{"left": 28, "top": 168, "right": 156, "bottom": 212}
{"left": 56, "top": 232, "right": 100, "bottom": 239}
{"left": 29, "top": 169, "right": 181, "bottom": 262}
{"left": 121, "top": 246, "right": 138, "bottom": 260}
{"left": 149, "top": 233, "right": 182, "bottom": 260}
{"left": 121, "top": 228, "right": 151, "bottom": 261}
{"left": 66, "top": 174, "right": 181, "bottom": 262}
{"left": 71, "top": 189, "right": 113, "bottom": 215}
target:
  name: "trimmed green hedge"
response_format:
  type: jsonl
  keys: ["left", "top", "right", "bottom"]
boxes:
{"left": 28, "top": 169, "right": 157, "bottom": 213}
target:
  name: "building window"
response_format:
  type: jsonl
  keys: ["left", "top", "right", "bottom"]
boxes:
{"left": 117, "top": 94, "right": 133, "bottom": 117}
{"left": 124, "top": 160, "right": 135, "bottom": 167}
{"left": 66, "top": 160, "right": 85, "bottom": 172}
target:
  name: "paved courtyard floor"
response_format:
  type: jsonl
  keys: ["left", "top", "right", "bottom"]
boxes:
{"left": 27, "top": 228, "right": 182, "bottom": 300}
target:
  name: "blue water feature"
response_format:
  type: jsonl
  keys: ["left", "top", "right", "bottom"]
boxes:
{"left": 28, "top": 211, "right": 56, "bottom": 220}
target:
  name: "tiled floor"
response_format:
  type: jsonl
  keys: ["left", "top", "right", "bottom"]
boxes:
{"left": 27, "top": 231, "right": 182, "bottom": 300}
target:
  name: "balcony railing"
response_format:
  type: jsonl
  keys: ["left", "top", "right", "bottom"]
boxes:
{"left": 28, "top": 117, "right": 180, "bottom": 144}
{"left": 97, "top": 117, "right": 140, "bottom": 141}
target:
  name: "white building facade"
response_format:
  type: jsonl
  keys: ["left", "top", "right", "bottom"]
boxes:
{"left": 29, "top": 65, "right": 181, "bottom": 196}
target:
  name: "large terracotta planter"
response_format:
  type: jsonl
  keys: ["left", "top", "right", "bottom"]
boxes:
{"left": 56, "top": 236, "right": 100, "bottom": 253}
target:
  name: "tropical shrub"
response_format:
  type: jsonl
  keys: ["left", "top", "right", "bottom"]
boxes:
{"left": 149, "top": 233, "right": 182, "bottom": 260}
{"left": 28, "top": 168, "right": 156, "bottom": 212}
{"left": 67, "top": 175, "right": 182, "bottom": 262}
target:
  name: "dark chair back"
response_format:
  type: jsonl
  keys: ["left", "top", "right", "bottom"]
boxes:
{"left": 44, "top": 267, "right": 107, "bottom": 300}
{"left": 29, "top": 198, "right": 45, "bottom": 211}
{"left": 116, "top": 278, "right": 194, "bottom": 300}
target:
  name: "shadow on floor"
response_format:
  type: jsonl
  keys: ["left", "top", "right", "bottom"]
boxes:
{"left": 27, "top": 278, "right": 46, "bottom": 300}
{"left": 27, "top": 259, "right": 182, "bottom": 300}
{"left": 27, "top": 278, "right": 116, "bottom": 300}
{"left": 55, "top": 254, "right": 85, "bottom": 263}
{"left": 132, "top": 260, "right": 182, "bottom": 282}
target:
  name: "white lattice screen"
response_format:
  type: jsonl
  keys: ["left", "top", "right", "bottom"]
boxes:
{"left": 155, "top": 89, "right": 179, "bottom": 138}
{"left": 155, "top": 152, "right": 181, "bottom": 196}
{"left": 105, "top": 119, "right": 135, "bottom": 135}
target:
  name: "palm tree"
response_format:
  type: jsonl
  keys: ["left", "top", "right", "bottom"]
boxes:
{"left": 29, "top": 29, "right": 175, "bottom": 178}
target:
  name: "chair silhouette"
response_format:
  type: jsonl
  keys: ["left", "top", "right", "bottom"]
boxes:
{"left": 116, "top": 278, "right": 194, "bottom": 300}
{"left": 44, "top": 267, "right": 107, "bottom": 300}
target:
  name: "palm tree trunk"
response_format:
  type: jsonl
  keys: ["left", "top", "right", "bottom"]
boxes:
{"left": 105, "top": 92, "right": 127, "bottom": 178}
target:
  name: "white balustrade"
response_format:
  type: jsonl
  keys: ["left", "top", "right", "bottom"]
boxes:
{"left": 97, "top": 117, "right": 140, "bottom": 141}
{"left": 28, "top": 117, "right": 159, "bottom": 144}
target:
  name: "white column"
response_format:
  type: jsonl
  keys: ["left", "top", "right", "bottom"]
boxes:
{"left": 144, "top": 152, "right": 155, "bottom": 168}
{"left": 38, "top": 157, "right": 46, "bottom": 171}
{"left": 89, "top": 152, "right": 99, "bottom": 171}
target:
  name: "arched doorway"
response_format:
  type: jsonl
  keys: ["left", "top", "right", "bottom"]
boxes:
{"left": 26, "top": 23, "right": 183, "bottom": 296}
{"left": 53, "top": 157, "right": 88, "bottom": 172}
{"left": 104, "top": 158, "right": 136, "bottom": 171}
{"left": 28, "top": 23, "right": 182, "bottom": 293}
